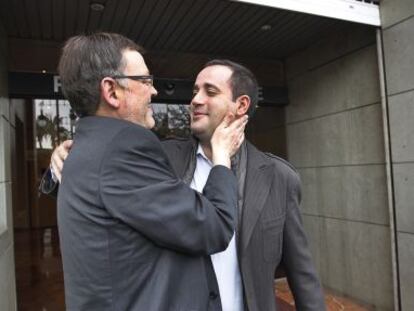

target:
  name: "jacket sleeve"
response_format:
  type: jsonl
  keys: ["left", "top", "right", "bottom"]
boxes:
{"left": 281, "top": 171, "right": 326, "bottom": 310}
{"left": 99, "top": 125, "right": 237, "bottom": 256}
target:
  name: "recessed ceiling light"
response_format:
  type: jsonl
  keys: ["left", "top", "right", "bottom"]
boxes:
{"left": 261, "top": 24, "right": 272, "bottom": 31}
{"left": 90, "top": 3, "right": 105, "bottom": 12}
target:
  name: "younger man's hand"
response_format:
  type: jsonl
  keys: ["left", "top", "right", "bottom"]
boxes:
{"left": 51, "top": 139, "right": 73, "bottom": 182}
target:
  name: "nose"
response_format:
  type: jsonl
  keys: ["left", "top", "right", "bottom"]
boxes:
{"left": 151, "top": 86, "right": 158, "bottom": 97}
{"left": 191, "top": 91, "right": 205, "bottom": 107}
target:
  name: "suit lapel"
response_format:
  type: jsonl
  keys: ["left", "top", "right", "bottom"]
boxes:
{"left": 239, "top": 143, "right": 274, "bottom": 256}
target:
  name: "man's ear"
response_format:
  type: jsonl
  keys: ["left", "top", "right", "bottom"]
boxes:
{"left": 235, "top": 95, "right": 251, "bottom": 117}
{"left": 101, "top": 77, "right": 121, "bottom": 109}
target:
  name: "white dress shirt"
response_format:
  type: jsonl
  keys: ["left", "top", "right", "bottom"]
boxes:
{"left": 190, "top": 145, "right": 244, "bottom": 311}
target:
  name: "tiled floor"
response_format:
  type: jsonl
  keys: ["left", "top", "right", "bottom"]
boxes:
{"left": 14, "top": 228, "right": 372, "bottom": 311}
{"left": 274, "top": 279, "right": 374, "bottom": 311}
{"left": 14, "top": 228, "right": 65, "bottom": 311}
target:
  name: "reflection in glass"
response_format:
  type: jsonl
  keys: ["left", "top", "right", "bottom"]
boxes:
{"left": 35, "top": 100, "right": 188, "bottom": 147}
{"left": 58, "top": 100, "right": 77, "bottom": 138}
{"left": 152, "top": 103, "right": 190, "bottom": 139}
{"left": 35, "top": 99, "right": 57, "bottom": 149}
{"left": 35, "top": 99, "right": 75, "bottom": 149}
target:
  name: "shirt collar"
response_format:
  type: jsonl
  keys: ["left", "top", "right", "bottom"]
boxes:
{"left": 196, "top": 144, "right": 213, "bottom": 165}
{"left": 195, "top": 142, "right": 244, "bottom": 170}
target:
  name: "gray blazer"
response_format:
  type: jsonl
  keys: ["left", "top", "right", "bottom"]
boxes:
{"left": 161, "top": 138, "right": 326, "bottom": 311}
{"left": 57, "top": 116, "right": 238, "bottom": 311}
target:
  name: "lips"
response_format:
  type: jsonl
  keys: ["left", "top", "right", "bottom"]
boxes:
{"left": 192, "top": 111, "right": 207, "bottom": 117}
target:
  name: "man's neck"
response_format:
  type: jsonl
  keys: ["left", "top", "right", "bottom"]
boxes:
{"left": 199, "top": 140, "right": 213, "bottom": 161}
{"left": 95, "top": 105, "right": 119, "bottom": 119}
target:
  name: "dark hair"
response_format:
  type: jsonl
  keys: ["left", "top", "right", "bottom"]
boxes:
{"left": 203, "top": 59, "right": 259, "bottom": 118}
{"left": 58, "top": 32, "right": 142, "bottom": 117}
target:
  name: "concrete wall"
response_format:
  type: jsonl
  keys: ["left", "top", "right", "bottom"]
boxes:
{"left": 285, "top": 24, "right": 393, "bottom": 309}
{"left": 0, "top": 21, "right": 17, "bottom": 311}
{"left": 247, "top": 106, "right": 286, "bottom": 159}
{"left": 381, "top": 1, "right": 414, "bottom": 310}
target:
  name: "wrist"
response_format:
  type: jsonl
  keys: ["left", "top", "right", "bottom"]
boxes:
{"left": 212, "top": 152, "right": 231, "bottom": 168}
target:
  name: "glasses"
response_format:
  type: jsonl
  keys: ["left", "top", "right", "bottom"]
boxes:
{"left": 112, "top": 75, "right": 154, "bottom": 86}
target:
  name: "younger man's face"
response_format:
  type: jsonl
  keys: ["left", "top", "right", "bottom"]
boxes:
{"left": 190, "top": 65, "right": 237, "bottom": 142}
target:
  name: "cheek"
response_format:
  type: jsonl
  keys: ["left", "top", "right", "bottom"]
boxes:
{"left": 145, "top": 110, "right": 155, "bottom": 128}
{"left": 145, "top": 106, "right": 153, "bottom": 118}
{"left": 211, "top": 104, "right": 231, "bottom": 123}
{"left": 147, "top": 117, "right": 155, "bottom": 129}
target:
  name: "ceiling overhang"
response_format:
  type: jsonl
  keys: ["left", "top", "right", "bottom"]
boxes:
{"left": 232, "top": 0, "right": 381, "bottom": 26}
{"left": 0, "top": 0, "right": 378, "bottom": 83}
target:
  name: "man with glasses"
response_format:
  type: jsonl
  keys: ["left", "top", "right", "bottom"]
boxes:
{"left": 54, "top": 32, "right": 247, "bottom": 311}
{"left": 43, "top": 44, "right": 324, "bottom": 310}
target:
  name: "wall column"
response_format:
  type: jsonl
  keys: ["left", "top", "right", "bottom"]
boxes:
{"left": 0, "top": 19, "right": 17, "bottom": 311}
{"left": 380, "top": 1, "right": 414, "bottom": 309}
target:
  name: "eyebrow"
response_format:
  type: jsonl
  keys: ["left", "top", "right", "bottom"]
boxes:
{"left": 193, "top": 82, "right": 221, "bottom": 93}
{"left": 203, "top": 82, "right": 220, "bottom": 91}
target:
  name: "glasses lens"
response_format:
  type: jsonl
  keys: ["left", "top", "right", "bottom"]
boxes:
{"left": 143, "top": 77, "right": 153, "bottom": 86}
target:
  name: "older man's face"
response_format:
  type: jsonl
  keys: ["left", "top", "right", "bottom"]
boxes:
{"left": 190, "top": 65, "right": 237, "bottom": 142}
{"left": 117, "top": 50, "right": 158, "bottom": 129}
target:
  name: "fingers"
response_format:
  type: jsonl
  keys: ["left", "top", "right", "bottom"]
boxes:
{"left": 233, "top": 131, "right": 245, "bottom": 152}
{"left": 50, "top": 139, "right": 73, "bottom": 183}
{"left": 229, "top": 117, "right": 248, "bottom": 149}
{"left": 51, "top": 153, "right": 63, "bottom": 183}
{"left": 238, "top": 132, "right": 245, "bottom": 146}
{"left": 57, "top": 141, "right": 71, "bottom": 161}
{"left": 238, "top": 115, "right": 248, "bottom": 130}
{"left": 226, "top": 115, "right": 248, "bottom": 132}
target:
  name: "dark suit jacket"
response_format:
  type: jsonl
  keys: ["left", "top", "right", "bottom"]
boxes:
{"left": 41, "top": 133, "right": 325, "bottom": 311}
{"left": 57, "top": 116, "right": 238, "bottom": 311}
{"left": 161, "top": 138, "right": 326, "bottom": 311}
